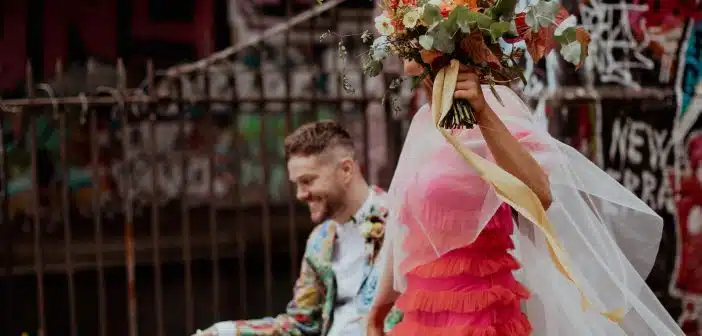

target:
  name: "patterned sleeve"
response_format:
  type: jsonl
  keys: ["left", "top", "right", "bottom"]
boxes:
{"left": 200, "top": 233, "right": 325, "bottom": 336}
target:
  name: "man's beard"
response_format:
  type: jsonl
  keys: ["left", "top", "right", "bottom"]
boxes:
{"left": 310, "top": 193, "right": 345, "bottom": 223}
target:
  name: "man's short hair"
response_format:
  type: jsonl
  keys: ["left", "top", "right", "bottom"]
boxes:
{"left": 284, "top": 120, "right": 355, "bottom": 159}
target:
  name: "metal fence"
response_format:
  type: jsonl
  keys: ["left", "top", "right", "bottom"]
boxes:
{"left": 0, "top": 3, "right": 409, "bottom": 335}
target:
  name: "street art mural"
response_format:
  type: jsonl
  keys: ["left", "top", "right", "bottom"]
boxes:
{"left": 2, "top": 3, "right": 414, "bottom": 225}
{"left": 568, "top": 1, "right": 702, "bottom": 333}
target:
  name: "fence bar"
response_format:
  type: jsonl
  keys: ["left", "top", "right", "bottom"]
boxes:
{"left": 55, "top": 59, "right": 78, "bottom": 336}
{"left": 1, "top": 96, "right": 15, "bottom": 335}
{"left": 0, "top": 96, "right": 378, "bottom": 109}
{"left": 148, "top": 59, "right": 166, "bottom": 336}
{"left": 116, "top": 59, "right": 139, "bottom": 336}
{"left": 179, "top": 75, "right": 195, "bottom": 332}
{"left": 27, "top": 61, "right": 47, "bottom": 336}
{"left": 284, "top": 0, "right": 299, "bottom": 287}
{"left": 256, "top": 39, "right": 274, "bottom": 315}
{"left": 228, "top": 66, "right": 248, "bottom": 318}
{"left": 88, "top": 58, "right": 108, "bottom": 336}
{"left": 204, "top": 65, "right": 222, "bottom": 321}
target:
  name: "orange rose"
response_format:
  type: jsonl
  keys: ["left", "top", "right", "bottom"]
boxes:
{"left": 453, "top": 0, "right": 478, "bottom": 9}
{"left": 420, "top": 49, "right": 442, "bottom": 64}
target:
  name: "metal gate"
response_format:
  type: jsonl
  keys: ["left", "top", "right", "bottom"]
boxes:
{"left": 0, "top": 2, "right": 409, "bottom": 335}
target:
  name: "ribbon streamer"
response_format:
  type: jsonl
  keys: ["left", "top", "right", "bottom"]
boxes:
{"left": 431, "top": 59, "right": 624, "bottom": 323}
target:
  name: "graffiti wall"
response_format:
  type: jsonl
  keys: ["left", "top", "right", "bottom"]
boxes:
{"left": 544, "top": 1, "right": 702, "bottom": 333}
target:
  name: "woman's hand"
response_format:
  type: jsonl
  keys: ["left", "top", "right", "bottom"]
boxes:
{"left": 454, "top": 67, "right": 488, "bottom": 115}
{"left": 367, "top": 319, "right": 385, "bottom": 336}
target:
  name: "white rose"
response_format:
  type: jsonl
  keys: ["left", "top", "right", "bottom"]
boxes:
{"left": 375, "top": 15, "right": 395, "bottom": 35}
{"left": 402, "top": 8, "right": 422, "bottom": 29}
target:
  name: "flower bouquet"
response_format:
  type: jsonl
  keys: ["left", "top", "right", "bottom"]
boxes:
{"left": 357, "top": 0, "right": 590, "bottom": 129}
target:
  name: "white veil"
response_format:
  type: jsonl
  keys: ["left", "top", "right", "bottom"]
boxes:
{"left": 380, "top": 83, "right": 684, "bottom": 335}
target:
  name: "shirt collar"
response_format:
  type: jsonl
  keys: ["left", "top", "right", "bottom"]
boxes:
{"left": 350, "top": 188, "right": 375, "bottom": 224}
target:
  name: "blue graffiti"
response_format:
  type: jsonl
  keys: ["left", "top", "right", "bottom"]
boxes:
{"left": 681, "top": 20, "right": 702, "bottom": 119}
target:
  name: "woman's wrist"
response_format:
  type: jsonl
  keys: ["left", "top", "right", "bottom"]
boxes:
{"left": 474, "top": 103, "right": 495, "bottom": 125}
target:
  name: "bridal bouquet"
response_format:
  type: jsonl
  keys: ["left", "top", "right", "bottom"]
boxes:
{"left": 357, "top": 0, "right": 591, "bottom": 128}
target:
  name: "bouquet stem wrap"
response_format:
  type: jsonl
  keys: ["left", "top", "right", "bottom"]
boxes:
{"left": 431, "top": 60, "right": 624, "bottom": 323}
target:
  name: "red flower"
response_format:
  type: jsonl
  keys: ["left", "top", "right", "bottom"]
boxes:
{"left": 440, "top": 5, "right": 451, "bottom": 17}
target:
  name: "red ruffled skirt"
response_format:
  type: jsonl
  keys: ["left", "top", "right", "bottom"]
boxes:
{"left": 389, "top": 204, "right": 532, "bottom": 336}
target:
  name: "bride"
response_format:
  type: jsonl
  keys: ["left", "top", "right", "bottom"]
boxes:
{"left": 366, "top": 59, "right": 684, "bottom": 335}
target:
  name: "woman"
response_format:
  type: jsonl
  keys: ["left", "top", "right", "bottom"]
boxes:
{"left": 367, "top": 60, "right": 684, "bottom": 335}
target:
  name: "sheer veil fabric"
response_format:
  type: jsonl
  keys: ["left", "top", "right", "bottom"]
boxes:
{"left": 377, "top": 84, "right": 684, "bottom": 335}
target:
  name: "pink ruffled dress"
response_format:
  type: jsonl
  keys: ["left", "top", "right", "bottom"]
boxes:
{"left": 389, "top": 203, "right": 531, "bottom": 336}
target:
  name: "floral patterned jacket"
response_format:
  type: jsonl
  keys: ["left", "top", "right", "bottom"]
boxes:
{"left": 202, "top": 186, "right": 403, "bottom": 336}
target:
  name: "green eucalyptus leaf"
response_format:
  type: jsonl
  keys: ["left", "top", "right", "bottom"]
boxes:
{"left": 554, "top": 26, "right": 577, "bottom": 44}
{"left": 490, "top": 0, "right": 518, "bottom": 20}
{"left": 525, "top": 0, "right": 561, "bottom": 32}
{"left": 419, "top": 35, "right": 435, "bottom": 50}
{"left": 423, "top": 5, "right": 443, "bottom": 26}
{"left": 560, "top": 40, "right": 582, "bottom": 66}
{"left": 489, "top": 21, "right": 510, "bottom": 41}
{"left": 430, "top": 25, "right": 455, "bottom": 54}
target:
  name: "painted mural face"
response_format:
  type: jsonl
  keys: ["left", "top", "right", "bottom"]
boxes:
{"left": 287, "top": 153, "right": 348, "bottom": 223}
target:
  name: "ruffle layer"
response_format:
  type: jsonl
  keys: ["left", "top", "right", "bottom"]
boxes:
{"left": 409, "top": 247, "right": 521, "bottom": 278}
{"left": 388, "top": 311, "right": 532, "bottom": 336}
{"left": 396, "top": 280, "right": 530, "bottom": 313}
{"left": 402, "top": 230, "right": 516, "bottom": 272}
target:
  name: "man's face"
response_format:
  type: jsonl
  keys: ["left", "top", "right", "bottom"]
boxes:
{"left": 287, "top": 153, "right": 349, "bottom": 223}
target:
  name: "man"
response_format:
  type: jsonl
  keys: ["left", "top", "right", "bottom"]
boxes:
{"left": 194, "top": 120, "right": 401, "bottom": 335}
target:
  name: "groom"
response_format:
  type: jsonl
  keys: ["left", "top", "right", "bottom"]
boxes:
{"left": 193, "top": 120, "right": 401, "bottom": 335}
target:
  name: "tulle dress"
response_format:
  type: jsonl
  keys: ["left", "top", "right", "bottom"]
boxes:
{"left": 388, "top": 202, "right": 532, "bottom": 336}
{"left": 383, "top": 86, "right": 684, "bottom": 335}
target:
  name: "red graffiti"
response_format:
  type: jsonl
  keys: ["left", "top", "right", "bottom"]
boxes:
{"left": 669, "top": 133, "right": 702, "bottom": 335}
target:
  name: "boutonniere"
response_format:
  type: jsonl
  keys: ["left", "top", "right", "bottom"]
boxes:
{"left": 358, "top": 206, "right": 388, "bottom": 264}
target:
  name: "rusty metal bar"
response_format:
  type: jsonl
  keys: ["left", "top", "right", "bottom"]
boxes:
{"left": 178, "top": 75, "right": 195, "bottom": 332}
{"left": 116, "top": 59, "right": 139, "bottom": 336}
{"left": 1, "top": 97, "right": 15, "bottom": 335}
{"left": 204, "top": 66, "right": 221, "bottom": 321}
{"left": 88, "top": 59, "right": 108, "bottom": 336}
{"left": 284, "top": 0, "right": 299, "bottom": 288}
{"left": 87, "top": 58, "right": 109, "bottom": 336}
{"left": 27, "top": 61, "right": 47, "bottom": 336}
{"left": 55, "top": 60, "right": 78, "bottom": 336}
{"left": 229, "top": 65, "right": 248, "bottom": 318}
{"left": 0, "top": 96, "right": 378, "bottom": 109}
{"left": 256, "top": 40, "right": 274, "bottom": 315}
{"left": 148, "top": 60, "right": 166, "bottom": 336}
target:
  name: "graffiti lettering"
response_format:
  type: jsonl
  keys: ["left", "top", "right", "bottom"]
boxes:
{"left": 605, "top": 117, "right": 675, "bottom": 213}
{"left": 579, "top": 0, "right": 654, "bottom": 87}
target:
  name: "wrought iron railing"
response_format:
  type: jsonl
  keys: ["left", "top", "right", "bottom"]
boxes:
{"left": 0, "top": 2, "right": 413, "bottom": 335}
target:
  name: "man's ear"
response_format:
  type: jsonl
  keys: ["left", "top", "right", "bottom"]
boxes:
{"left": 339, "top": 157, "right": 355, "bottom": 183}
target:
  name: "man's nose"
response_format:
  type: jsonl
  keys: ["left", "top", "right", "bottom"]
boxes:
{"left": 296, "top": 187, "right": 309, "bottom": 201}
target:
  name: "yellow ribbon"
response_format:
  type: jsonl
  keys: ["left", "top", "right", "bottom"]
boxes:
{"left": 432, "top": 60, "right": 624, "bottom": 323}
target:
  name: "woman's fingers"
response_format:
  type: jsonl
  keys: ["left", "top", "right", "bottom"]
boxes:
{"left": 457, "top": 72, "right": 479, "bottom": 81}
{"left": 455, "top": 77, "right": 479, "bottom": 90}
{"left": 454, "top": 89, "right": 480, "bottom": 101}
